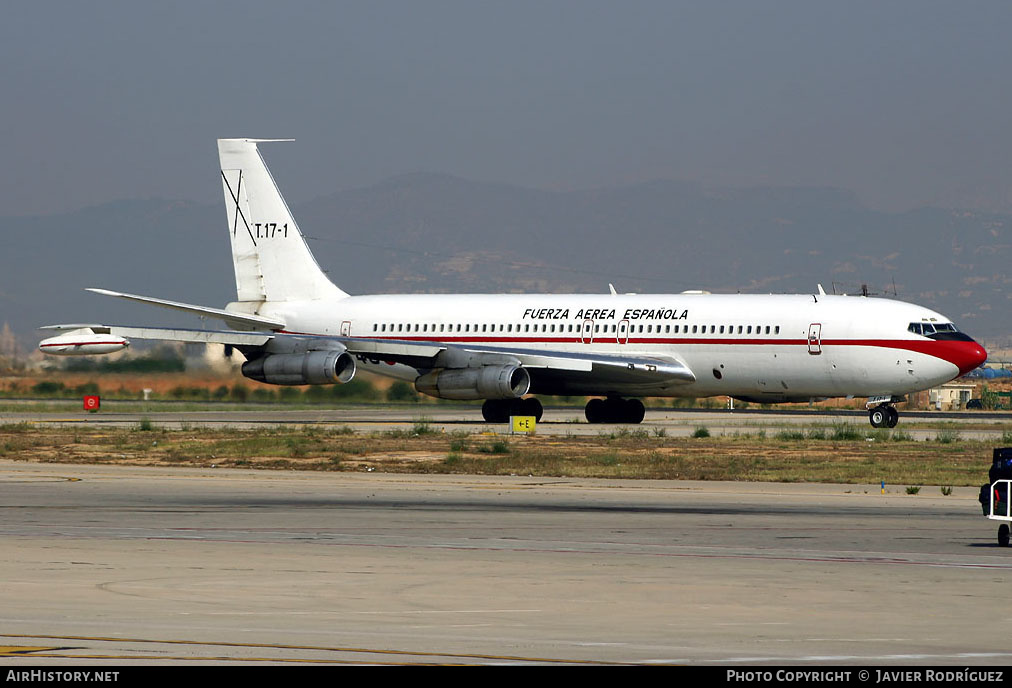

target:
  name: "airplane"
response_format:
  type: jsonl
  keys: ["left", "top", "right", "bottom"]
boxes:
{"left": 40, "top": 138, "right": 988, "bottom": 427}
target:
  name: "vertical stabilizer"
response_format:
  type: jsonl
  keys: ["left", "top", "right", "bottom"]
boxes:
{"left": 218, "top": 138, "right": 347, "bottom": 303}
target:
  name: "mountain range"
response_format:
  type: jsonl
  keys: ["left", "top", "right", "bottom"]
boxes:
{"left": 3, "top": 174, "right": 1010, "bottom": 352}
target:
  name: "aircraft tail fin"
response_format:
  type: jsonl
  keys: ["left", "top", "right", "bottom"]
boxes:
{"left": 218, "top": 138, "right": 347, "bottom": 303}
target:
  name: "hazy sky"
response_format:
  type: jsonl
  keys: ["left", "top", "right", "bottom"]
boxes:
{"left": 4, "top": 1, "right": 1012, "bottom": 215}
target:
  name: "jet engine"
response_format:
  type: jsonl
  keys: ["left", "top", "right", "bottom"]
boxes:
{"left": 414, "top": 365, "right": 531, "bottom": 400}
{"left": 241, "top": 350, "right": 356, "bottom": 386}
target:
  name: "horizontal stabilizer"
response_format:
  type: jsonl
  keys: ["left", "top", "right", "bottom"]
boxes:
{"left": 108, "top": 326, "right": 273, "bottom": 347}
{"left": 39, "top": 323, "right": 110, "bottom": 331}
{"left": 39, "top": 324, "right": 273, "bottom": 348}
{"left": 87, "top": 288, "right": 285, "bottom": 331}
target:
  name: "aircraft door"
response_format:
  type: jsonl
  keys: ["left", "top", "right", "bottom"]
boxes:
{"left": 341, "top": 320, "right": 352, "bottom": 337}
{"left": 618, "top": 319, "right": 630, "bottom": 344}
{"left": 581, "top": 319, "right": 594, "bottom": 344}
{"left": 808, "top": 323, "right": 822, "bottom": 355}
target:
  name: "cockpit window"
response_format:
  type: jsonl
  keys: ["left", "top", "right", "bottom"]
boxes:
{"left": 910, "top": 321, "right": 973, "bottom": 341}
{"left": 910, "top": 322, "right": 960, "bottom": 335}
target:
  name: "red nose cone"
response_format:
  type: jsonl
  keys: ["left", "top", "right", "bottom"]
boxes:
{"left": 944, "top": 340, "right": 988, "bottom": 377}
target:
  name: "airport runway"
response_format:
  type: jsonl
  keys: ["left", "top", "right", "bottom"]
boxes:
{"left": 4, "top": 404, "right": 1012, "bottom": 440}
{"left": 0, "top": 460, "right": 1010, "bottom": 665}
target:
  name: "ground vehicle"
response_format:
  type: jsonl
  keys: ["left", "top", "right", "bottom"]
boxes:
{"left": 987, "top": 479, "right": 1012, "bottom": 547}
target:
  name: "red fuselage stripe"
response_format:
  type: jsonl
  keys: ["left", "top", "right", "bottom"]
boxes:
{"left": 40, "top": 341, "right": 127, "bottom": 348}
{"left": 279, "top": 330, "right": 983, "bottom": 371}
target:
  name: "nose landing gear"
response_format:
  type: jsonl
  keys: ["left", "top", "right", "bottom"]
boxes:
{"left": 868, "top": 404, "right": 899, "bottom": 428}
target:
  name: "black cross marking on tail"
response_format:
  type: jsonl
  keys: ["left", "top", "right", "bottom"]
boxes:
{"left": 220, "top": 169, "right": 257, "bottom": 247}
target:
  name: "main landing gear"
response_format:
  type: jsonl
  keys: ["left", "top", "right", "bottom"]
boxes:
{"left": 868, "top": 404, "right": 899, "bottom": 428}
{"left": 481, "top": 396, "right": 647, "bottom": 424}
{"left": 482, "top": 397, "right": 543, "bottom": 423}
{"left": 585, "top": 397, "right": 645, "bottom": 424}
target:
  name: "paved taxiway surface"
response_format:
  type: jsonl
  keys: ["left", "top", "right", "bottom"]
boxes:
{"left": 0, "top": 460, "right": 1009, "bottom": 665}
{"left": 5, "top": 404, "right": 1012, "bottom": 440}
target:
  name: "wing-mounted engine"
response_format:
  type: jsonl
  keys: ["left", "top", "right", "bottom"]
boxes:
{"left": 241, "top": 337, "right": 358, "bottom": 387}
{"left": 415, "top": 365, "right": 531, "bottom": 400}
{"left": 242, "top": 350, "right": 356, "bottom": 386}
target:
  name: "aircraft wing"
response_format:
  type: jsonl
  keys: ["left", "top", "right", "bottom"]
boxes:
{"left": 68, "top": 289, "right": 696, "bottom": 386}
{"left": 339, "top": 337, "right": 696, "bottom": 387}
{"left": 41, "top": 324, "right": 694, "bottom": 387}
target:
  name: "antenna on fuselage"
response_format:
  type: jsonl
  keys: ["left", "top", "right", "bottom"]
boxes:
{"left": 831, "top": 280, "right": 883, "bottom": 298}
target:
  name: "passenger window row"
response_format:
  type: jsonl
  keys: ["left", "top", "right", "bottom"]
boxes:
{"left": 369, "top": 322, "right": 782, "bottom": 336}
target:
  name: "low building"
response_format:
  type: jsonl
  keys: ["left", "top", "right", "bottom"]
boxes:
{"left": 927, "top": 382, "right": 976, "bottom": 410}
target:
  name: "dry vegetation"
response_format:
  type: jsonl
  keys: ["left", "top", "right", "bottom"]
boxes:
{"left": 0, "top": 421, "right": 994, "bottom": 486}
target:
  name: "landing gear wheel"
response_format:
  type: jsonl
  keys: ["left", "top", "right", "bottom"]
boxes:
{"left": 623, "top": 398, "right": 645, "bottom": 424}
{"left": 999, "top": 524, "right": 1010, "bottom": 548}
{"left": 483, "top": 397, "right": 543, "bottom": 423}
{"left": 482, "top": 399, "right": 510, "bottom": 423}
{"left": 520, "top": 397, "right": 543, "bottom": 422}
{"left": 869, "top": 404, "right": 899, "bottom": 428}
{"left": 584, "top": 397, "right": 645, "bottom": 424}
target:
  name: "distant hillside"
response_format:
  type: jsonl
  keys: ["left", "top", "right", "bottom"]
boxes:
{"left": 3, "top": 175, "right": 1010, "bottom": 350}
{"left": 301, "top": 175, "right": 1012, "bottom": 337}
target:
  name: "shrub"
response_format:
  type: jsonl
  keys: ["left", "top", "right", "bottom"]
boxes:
{"left": 278, "top": 387, "right": 303, "bottom": 402}
{"left": 830, "top": 424, "right": 862, "bottom": 441}
{"left": 935, "top": 429, "right": 961, "bottom": 444}
{"left": 32, "top": 381, "right": 65, "bottom": 395}
{"left": 73, "top": 382, "right": 100, "bottom": 395}
{"left": 412, "top": 420, "right": 439, "bottom": 436}
{"left": 251, "top": 388, "right": 277, "bottom": 402}
{"left": 330, "top": 379, "right": 381, "bottom": 401}
{"left": 775, "top": 429, "right": 807, "bottom": 441}
{"left": 477, "top": 439, "right": 510, "bottom": 454}
{"left": 386, "top": 381, "right": 420, "bottom": 403}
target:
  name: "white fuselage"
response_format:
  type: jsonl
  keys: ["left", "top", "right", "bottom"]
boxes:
{"left": 252, "top": 292, "right": 977, "bottom": 401}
